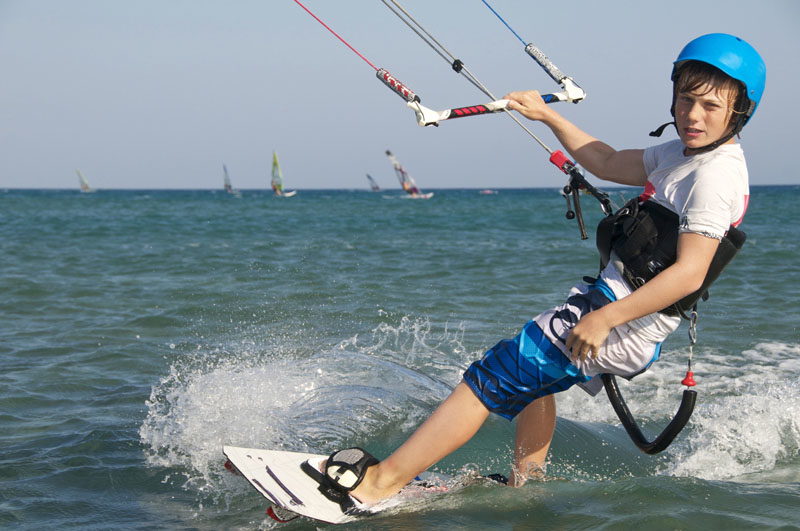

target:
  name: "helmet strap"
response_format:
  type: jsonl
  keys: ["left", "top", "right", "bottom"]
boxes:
{"left": 683, "top": 111, "right": 747, "bottom": 155}
{"left": 649, "top": 121, "right": 676, "bottom": 137}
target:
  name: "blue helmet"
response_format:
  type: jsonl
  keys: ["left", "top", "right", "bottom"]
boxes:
{"left": 672, "top": 33, "right": 766, "bottom": 124}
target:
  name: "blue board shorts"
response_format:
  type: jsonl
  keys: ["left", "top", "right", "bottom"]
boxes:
{"left": 463, "top": 282, "right": 613, "bottom": 420}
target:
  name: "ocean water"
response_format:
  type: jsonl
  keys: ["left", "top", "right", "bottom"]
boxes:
{"left": 1, "top": 186, "right": 798, "bottom": 530}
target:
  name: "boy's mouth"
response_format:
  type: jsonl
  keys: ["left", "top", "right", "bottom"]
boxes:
{"left": 684, "top": 127, "right": 704, "bottom": 138}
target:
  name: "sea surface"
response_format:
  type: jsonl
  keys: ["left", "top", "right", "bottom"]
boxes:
{"left": 1, "top": 186, "right": 798, "bottom": 530}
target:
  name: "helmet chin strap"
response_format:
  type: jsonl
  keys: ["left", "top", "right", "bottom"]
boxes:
{"left": 683, "top": 126, "right": 740, "bottom": 155}
{"left": 649, "top": 121, "right": 676, "bottom": 138}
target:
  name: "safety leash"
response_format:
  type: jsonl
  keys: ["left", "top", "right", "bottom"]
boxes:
{"left": 682, "top": 307, "right": 698, "bottom": 388}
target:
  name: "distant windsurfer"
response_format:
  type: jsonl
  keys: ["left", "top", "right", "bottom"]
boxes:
{"left": 386, "top": 149, "right": 429, "bottom": 198}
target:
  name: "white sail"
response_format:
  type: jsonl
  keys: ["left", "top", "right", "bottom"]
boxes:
{"left": 76, "top": 170, "right": 93, "bottom": 193}
{"left": 223, "top": 164, "right": 240, "bottom": 196}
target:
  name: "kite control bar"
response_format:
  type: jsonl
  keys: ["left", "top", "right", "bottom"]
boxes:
{"left": 377, "top": 66, "right": 575, "bottom": 127}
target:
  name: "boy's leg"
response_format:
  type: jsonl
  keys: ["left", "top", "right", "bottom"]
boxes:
{"left": 350, "top": 381, "right": 489, "bottom": 504}
{"left": 510, "top": 394, "right": 556, "bottom": 486}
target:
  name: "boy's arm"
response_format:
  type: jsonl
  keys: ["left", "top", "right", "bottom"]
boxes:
{"left": 505, "top": 90, "right": 648, "bottom": 187}
{"left": 566, "top": 232, "right": 720, "bottom": 360}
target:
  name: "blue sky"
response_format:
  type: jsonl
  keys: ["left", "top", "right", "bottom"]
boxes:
{"left": 1, "top": 0, "right": 798, "bottom": 190}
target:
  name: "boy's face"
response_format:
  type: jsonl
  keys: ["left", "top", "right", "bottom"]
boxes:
{"left": 674, "top": 83, "right": 738, "bottom": 150}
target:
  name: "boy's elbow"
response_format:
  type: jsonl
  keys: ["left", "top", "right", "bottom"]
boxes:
{"left": 682, "top": 267, "right": 709, "bottom": 296}
{"left": 671, "top": 260, "right": 710, "bottom": 297}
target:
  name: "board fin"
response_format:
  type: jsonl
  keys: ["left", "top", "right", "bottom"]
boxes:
{"left": 266, "top": 505, "right": 300, "bottom": 523}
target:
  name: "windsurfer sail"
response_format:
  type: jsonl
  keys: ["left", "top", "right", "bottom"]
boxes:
{"left": 385, "top": 150, "right": 431, "bottom": 199}
{"left": 271, "top": 151, "right": 296, "bottom": 197}
{"left": 222, "top": 164, "right": 240, "bottom": 196}
{"left": 366, "top": 173, "right": 381, "bottom": 192}
{"left": 76, "top": 170, "right": 93, "bottom": 193}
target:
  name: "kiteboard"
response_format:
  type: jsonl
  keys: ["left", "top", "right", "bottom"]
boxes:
{"left": 223, "top": 445, "right": 455, "bottom": 525}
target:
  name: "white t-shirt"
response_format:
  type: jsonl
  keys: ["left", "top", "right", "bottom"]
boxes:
{"left": 575, "top": 139, "right": 750, "bottom": 378}
{"left": 642, "top": 139, "right": 749, "bottom": 235}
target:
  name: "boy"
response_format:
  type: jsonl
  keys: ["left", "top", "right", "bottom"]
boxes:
{"left": 320, "top": 33, "right": 766, "bottom": 504}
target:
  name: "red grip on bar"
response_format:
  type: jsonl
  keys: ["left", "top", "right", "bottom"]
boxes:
{"left": 451, "top": 105, "right": 489, "bottom": 117}
{"left": 549, "top": 150, "right": 572, "bottom": 174}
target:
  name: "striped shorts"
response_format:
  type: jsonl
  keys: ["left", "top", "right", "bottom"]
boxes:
{"left": 462, "top": 284, "right": 612, "bottom": 420}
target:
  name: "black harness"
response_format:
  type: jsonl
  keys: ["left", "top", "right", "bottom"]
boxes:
{"left": 596, "top": 197, "right": 746, "bottom": 318}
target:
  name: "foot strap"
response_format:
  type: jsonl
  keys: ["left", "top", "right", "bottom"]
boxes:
{"left": 300, "top": 447, "right": 378, "bottom": 516}
{"left": 324, "top": 448, "right": 379, "bottom": 491}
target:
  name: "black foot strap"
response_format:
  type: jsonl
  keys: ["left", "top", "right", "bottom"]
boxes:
{"left": 324, "top": 448, "right": 379, "bottom": 491}
{"left": 300, "top": 447, "right": 378, "bottom": 516}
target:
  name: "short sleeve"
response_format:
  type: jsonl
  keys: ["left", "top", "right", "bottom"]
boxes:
{"left": 678, "top": 166, "right": 738, "bottom": 239}
{"left": 643, "top": 144, "right": 658, "bottom": 175}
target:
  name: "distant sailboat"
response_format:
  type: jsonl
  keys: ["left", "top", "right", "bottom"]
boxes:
{"left": 271, "top": 151, "right": 297, "bottom": 197}
{"left": 366, "top": 173, "right": 381, "bottom": 192}
{"left": 385, "top": 150, "right": 433, "bottom": 199}
{"left": 76, "top": 170, "right": 94, "bottom": 193}
{"left": 222, "top": 164, "right": 241, "bottom": 197}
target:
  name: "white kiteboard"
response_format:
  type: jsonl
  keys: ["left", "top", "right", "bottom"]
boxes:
{"left": 223, "top": 445, "right": 454, "bottom": 525}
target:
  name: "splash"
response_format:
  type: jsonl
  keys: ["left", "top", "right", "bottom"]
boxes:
{"left": 554, "top": 341, "right": 800, "bottom": 482}
{"left": 139, "top": 316, "right": 473, "bottom": 500}
{"left": 666, "top": 379, "right": 800, "bottom": 480}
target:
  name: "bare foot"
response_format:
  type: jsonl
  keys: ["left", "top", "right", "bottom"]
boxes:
{"left": 316, "top": 459, "right": 400, "bottom": 506}
{"left": 509, "top": 461, "right": 546, "bottom": 487}
{"left": 348, "top": 463, "right": 404, "bottom": 505}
